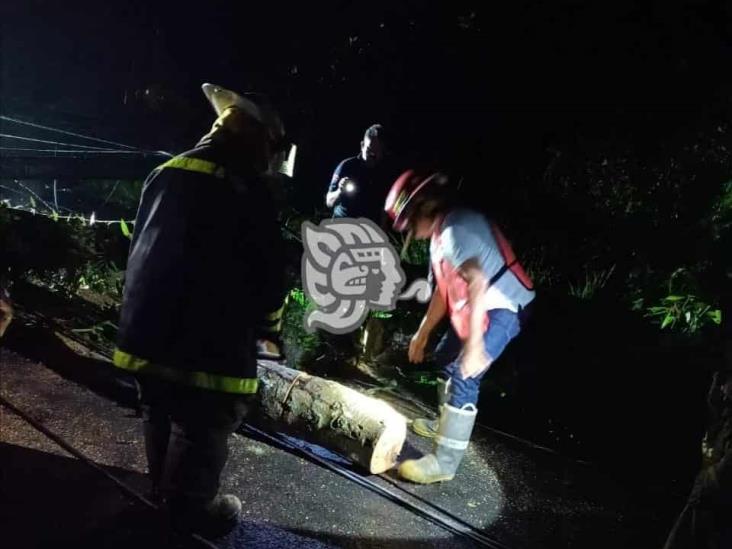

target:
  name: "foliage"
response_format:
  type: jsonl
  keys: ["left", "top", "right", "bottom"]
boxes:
{"left": 398, "top": 369, "right": 440, "bottom": 386}
{"left": 119, "top": 219, "right": 132, "bottom": 240}
{"left": 0, "top": 205, "right": 129, "bottom": 298}
{"left": 522, "top": 247, "right": 561, "bottom": 289}
{"left": 710, "top": 179, "right": 732, "bottom": 234}
{"left": 281, "top": 288, "right": 321, "bottom": 367}
{"left": 76, "top": 259, "right": 124, "bottom": 296}
{"left": 633, "top": 268, "right": 722, "bottom": 336}
{"left": 642, "top": 294, "right": 722, "bottom": 334}
{"left": 568, "top": 265, "right": 616, "bottom": 300}
{"left": 287, "top": 287, "right": 309, "bottom": 308}
{"left": 388, "top": 231, "right": 429, "bottom": 266}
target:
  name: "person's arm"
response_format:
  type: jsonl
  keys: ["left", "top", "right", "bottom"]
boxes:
{"left": 439, "top": 221, "right": 491, "bottom": 378}
{"left": 326, "top": 186, "right": 342, "bottom": 208}
{"left": 325, "top": 162, "right": 346, "bottom": 208}
{"left": 457, "top": 259, "right": 490, "bottom": 378}
{"left": 408, "top": 283, "right": 447, "bottom": 363}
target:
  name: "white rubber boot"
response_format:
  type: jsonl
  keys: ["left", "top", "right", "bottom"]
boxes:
{"left": 399, "top": 402, "right": 477, "bottom": 484}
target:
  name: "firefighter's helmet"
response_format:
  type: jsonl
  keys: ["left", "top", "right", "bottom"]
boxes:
{"left": 384, "top": 169, "right": 448, "bottom": 232}
{"left": 201, "top": 83, "right": 296, "bottom": 176}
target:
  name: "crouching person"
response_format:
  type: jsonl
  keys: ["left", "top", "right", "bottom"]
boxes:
{"left": 113, "top": 83, "right": 293, "bottom": 535}
{"left": 384, "top": 170, "right": 535, "bottom": 484}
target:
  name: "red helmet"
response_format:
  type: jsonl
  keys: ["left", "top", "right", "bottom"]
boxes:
{"left": 384, "top": 169, "right": 447, "bottom": 232}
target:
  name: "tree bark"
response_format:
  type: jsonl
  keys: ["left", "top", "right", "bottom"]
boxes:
{"left": 255, "top": 360, "right": 407, "bottom": 474}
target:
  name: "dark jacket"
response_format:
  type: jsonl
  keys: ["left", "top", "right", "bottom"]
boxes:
{"left": 327, "top": 155, "right": 396, "bottom": 221}
{"left": 115, "top": 135, "right": 285, "bottom": 391}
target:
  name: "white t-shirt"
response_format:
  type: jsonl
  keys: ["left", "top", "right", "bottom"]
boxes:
{"left": 430, "top": 208, "right": 535, "bottom": 313}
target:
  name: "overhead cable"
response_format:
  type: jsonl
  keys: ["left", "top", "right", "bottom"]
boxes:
{"left": 0, "top": 133, "right": 123, "bottom": 151}
{"left": 0, "top": 394, "right": 220, "bottom": 549}
{"left": 0, "top": 114, "right": 139, "bottom": 150}
{"left": 0, "top": 146, "right": 150, "bottom": 154}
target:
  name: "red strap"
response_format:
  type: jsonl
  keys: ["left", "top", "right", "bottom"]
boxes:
{"left": 489, "top": 223, "right": 534, "bottom": 291}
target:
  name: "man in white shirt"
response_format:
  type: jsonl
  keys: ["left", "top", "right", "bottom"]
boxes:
{"left": 384, "top": 169, "right": 535, "bottom": 484}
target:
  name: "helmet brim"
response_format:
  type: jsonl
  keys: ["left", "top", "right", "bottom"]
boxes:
{"left": 202, "top": 83, "right": 264, "bottom": 123}
{"left": 390, "top": 172, "right": 445, "bottom": 231}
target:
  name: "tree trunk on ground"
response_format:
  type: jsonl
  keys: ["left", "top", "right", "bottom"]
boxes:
{"left": 255, "top": 360, "right": 407, "bottom": 474}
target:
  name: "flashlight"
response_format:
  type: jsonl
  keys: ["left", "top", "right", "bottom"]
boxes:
{"left": 344, "top": 181, "right": 356, "bottom": 193}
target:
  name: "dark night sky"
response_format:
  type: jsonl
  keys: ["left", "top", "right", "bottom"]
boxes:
{"left": 2, "top": 0, "right": 732, "bottom": 211}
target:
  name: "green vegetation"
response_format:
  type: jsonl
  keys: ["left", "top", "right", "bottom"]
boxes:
{"left": 281, "top": 288, "right": 321, "bottom": 367}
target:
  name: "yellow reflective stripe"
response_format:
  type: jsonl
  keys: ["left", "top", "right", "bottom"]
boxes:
{"left": 158, "top": 156, "right": 226, "bottom": 178}
{"left": 113, "top": 349, "right": 258, "bottom": 394}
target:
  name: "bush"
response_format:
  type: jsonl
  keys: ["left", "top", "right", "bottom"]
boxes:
{"left": 0, "top": 205, "right": 129, "bottom": 297}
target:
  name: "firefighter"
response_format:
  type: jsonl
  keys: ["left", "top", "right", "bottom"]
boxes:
{"left": 113, "top": 83, "right": 293, "bottom": 534}
{"left": 384, "top": 169, "right": 536, "bottom": 484}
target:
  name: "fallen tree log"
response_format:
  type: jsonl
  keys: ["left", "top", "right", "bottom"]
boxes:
{"left": 255, "top": 360, "right": 407, "bottom": 474}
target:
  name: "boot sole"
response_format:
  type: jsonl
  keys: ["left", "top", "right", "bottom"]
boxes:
{"left": 400, "top": 473, "right": 455, "bottom": 484}
{"left": 410, "top": 423, "right": 437, "bottom": 438}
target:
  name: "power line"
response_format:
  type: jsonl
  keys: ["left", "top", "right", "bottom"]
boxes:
{"left": 0, "top": 394, "right": 220, "bottom": 549}
{"left": 0, "top": 133, "right": 124, "bottom": 151}
{"left": 0, "top": 203, "right": 135, "bottom": 225}
{"left": 0, "top": 114, "right": 139, "bottom": 150}
{"left": 241, "top": 423, "right": 511, "bottom": 549}
{"left": 0, "top": 146, "right": 151, "bottom": 155}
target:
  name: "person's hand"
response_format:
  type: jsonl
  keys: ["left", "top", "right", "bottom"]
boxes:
{"left": 459, "top": 347, "right": 491, "bottom": 379}
{"left": 408, "top": 330, "right": 429, "bottom": 363}
{"left": 338, "top": 177, "right": 357, "bottom": 193}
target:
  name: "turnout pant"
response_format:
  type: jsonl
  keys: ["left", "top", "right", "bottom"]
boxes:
{"left": 136, "top": 376, "right": 252, "bottom": 511}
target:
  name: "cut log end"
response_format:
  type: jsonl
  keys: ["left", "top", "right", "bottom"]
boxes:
{"left": 369, "top": 419, "right": 407, "bottom": 474}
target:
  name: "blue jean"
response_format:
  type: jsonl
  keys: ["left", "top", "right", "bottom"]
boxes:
{"left": 433, "top": 309, "right": 521, "bottom": 408}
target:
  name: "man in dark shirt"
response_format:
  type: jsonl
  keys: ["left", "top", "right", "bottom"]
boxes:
{"left": 325, "top": 124, "right": 392, "bottom": 224}
{"left": 322, "top": 124, "right": 395, "bottom": 360}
